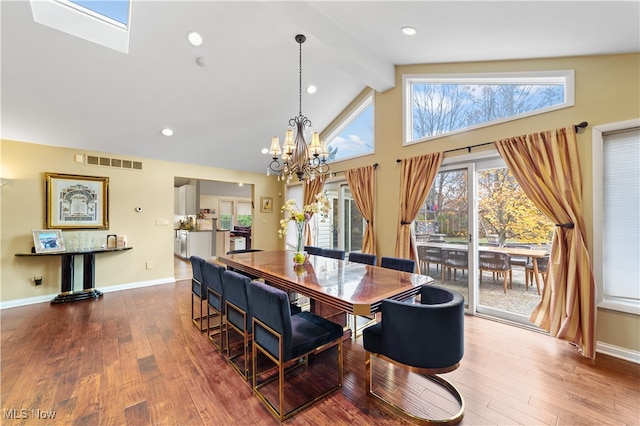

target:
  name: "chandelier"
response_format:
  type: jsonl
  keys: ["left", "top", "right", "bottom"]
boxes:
{"left": 267, "top": 34, "right": 330, "bottom": 183}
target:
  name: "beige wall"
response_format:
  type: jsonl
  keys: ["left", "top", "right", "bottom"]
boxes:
{"left": 2, "top": 53, "right": 638, "bottom": 355}
{"left": 1, "top": 141, "right": 284, "bottom": 303}
{"left": 322, "top": 53, "right": 640, "bottom": 355}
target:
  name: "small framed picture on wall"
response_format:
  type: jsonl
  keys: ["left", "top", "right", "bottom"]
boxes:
{"left": 260, "top": 196, "right": 273, "bottom": 213}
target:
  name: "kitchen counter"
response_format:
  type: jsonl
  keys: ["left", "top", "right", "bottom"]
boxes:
{"left": 174, "top": 229, "right": 230, "bottom": 259}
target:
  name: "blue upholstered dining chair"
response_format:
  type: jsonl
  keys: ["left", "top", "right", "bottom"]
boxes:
{"left": 221, "top": 270, "right": 253, "bottom": 380}
{"left": 250, "top": 280, "right": 343, "bottom": 421}
{"left": 363, "top": 285, "right": 465, "bottom": 424}
{"left": 190, "top": 256, "right": 209, "bottom": 331}
{"left": 380, "top": 256, "right": 416, "bottom": 273}
{"left": 348, "top": 252, "right": 377, "bottom": 265}
{"left": 203, "top": 261, "right": 227, "bottom": 352}
{"left": 347, "top": 251, "right": 379, "bottom": 334}
{"left": 320, "top": 248, "right": 346, "bottom": 260}
{"left": 303, "top": 245, "right": 323, "bottom": 255}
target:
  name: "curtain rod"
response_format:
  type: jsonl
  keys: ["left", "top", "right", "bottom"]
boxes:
{"left": 396, "top": 121, "right": 589, "bottom": 162}
{"left": 330, "top": 163, "right": 378, "bottom": 177}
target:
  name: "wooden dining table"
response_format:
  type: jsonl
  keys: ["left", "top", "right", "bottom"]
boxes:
{"left": 418, "top": 242, "right": 549, "bottom": 294}
{"left": 218, "top": 250, "right": 433, "bottom": 317}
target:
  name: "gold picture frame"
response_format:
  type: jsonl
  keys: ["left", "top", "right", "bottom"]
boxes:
{"left": 260, "top": 196, "right": 273, "bottom": 213}
{"left": 44, "top": 173, "right": 109, "bottom": 229}
{"left": 32, "top": 229, "right": 66, "bottom": 253}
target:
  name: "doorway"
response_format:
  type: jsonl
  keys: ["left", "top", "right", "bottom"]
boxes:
{"left": 421, "top": 152, "right": 552, "bottom": 326}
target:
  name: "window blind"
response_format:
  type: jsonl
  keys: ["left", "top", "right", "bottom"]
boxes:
{"left": 602, "top": 128, "right": 640, "bottom": 301}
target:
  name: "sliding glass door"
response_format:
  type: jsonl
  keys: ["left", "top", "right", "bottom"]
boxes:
{"left": 320, "top": 181, "right": 365, "bottom": 254}
{"left": 421, "top": 153, "right": 551, "bottom": 325}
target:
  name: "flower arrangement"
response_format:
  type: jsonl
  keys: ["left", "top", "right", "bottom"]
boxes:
{"left": 278, "top": 193, "right": 330, "bottom": 259}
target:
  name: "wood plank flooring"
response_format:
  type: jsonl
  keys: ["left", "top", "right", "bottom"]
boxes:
{"left": 1, "top": 266, "right": 639, "bottom": 425}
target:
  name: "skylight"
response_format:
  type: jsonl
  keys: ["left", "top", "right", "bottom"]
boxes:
{"left": 67, "top": 0, "right": 130, "bottom": 26}
{"left": 30, "top": 0, "right": 131, "bottom": 53}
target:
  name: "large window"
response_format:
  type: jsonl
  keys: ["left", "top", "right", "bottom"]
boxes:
{"left": 323, "top": 92, "right": 374, "bottom": 162}
{"left": 593, "top": 120, "right": 640, "bottom": 315}
{"left": 403, "top": 71, "right": 574, "bottom": 145}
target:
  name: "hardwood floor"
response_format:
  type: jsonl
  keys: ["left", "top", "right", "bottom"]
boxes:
{"left": 1, "top": 272, "right": 639, "bottom": 425}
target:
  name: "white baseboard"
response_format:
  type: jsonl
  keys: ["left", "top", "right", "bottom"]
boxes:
{"left": 597, "top": 341, "right": 640, "bottom": 364}
{"left": 0, "top": 277, "right": 176, "bottom": 310}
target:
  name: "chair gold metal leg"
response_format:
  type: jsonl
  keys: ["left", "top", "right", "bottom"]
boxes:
{"left": 366, "top": 352, "right": 464, "bottom": 425}
{"left": 252, "top": 319, "right": 343, "bottom": 422}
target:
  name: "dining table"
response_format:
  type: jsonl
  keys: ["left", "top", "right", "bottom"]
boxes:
{"left": 218, "top": 250, "right": 433, "bottom": 318}
{"left": 418, "top": 241, "right": 549, "bottom": 294}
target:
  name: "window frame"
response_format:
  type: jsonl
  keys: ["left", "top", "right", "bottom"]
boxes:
{"left": 218, "top": 197, "right": 252, "bottom": 231}
{"left": 31, "top": 0, "right": 131, "bottom": 53}
{"left": 322, "top": 91, "right": 375, "bottom": 163}
{"left": 402, "top": 70, "right": 575, "bottom": 145}
{"left": 592, "top": 118, "right": 640, "bottom": 316}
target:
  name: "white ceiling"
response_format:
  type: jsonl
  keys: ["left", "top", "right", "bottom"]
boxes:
{"left": 2, "top": 1, "right": 639, "bottom": 174}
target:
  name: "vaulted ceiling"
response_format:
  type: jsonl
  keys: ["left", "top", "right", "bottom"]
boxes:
{"left": 2, "top": 1, "right": 639, "bottom": 174}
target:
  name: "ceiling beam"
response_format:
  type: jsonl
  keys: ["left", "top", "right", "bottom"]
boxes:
{"left": 264, "top": 1, "right": 396, "bottom": 92}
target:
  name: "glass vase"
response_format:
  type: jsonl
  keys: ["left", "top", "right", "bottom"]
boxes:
{"left": 293, "top": 221, "right": 307, "bottom": 265}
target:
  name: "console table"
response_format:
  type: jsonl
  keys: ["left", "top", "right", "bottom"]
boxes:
{"left": 15, "top": 247, "right": 133, "bottom": 303}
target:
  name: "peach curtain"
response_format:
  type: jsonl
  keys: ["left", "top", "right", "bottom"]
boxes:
{"left": 495, "top": 127, "right": 596, "bottom": 359}
{"left": 345, "top": 165, "right": 377, "bottom": 257}
{"left": 394, "top": 153, "right": 443, "bottom": 263}
{"left": 303, "top": 176, "right": 325, "bottom": 246}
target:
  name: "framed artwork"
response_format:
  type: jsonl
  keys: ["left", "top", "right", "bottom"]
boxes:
{"left": 260, "top": 196, "right": 273, "bottom": 213}
{"left": 32, "top": 229, "right": 66, "bottom": 253}
{"left": 44, "top": 173, "right": 109, "bottom": 229}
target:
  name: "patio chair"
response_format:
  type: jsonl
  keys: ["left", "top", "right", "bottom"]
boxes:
{"left": 525, "top": 254, "right": 549, "bottom": 295}
{"left": 418, "top": 245, "right": 443, "bottom": 275}
{"left": 478, "top": 251, "right": 512, "bottom": 293}
{"left": 504, "top": 243, "right": 531, "bottom": 266}
{"left": 441, "top": 249, "right": 468, "bottom": 282}
{"left": 363, "top": 285, "right": 464, "bottom": 424}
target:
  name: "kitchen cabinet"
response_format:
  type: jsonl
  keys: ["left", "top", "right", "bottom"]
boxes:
{"left": 176, "top": 184, "right": 198, "bottom": 215}
{"left": 174, "top": 230, "right": 212, "bottom": 259}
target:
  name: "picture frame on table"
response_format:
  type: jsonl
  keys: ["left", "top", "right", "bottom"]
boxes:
{"left": 32, "top": 229, "right": 66, "bottom": 253}
{"left": 44, "top": 173, "right": 109, "bottom": 229}
{"left": 260, "top": 196, "right": 273, "bottom": 213}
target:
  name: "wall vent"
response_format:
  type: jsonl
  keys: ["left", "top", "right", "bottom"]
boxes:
{"left": 85, "top": 155, "right": 143, "bottom": 171}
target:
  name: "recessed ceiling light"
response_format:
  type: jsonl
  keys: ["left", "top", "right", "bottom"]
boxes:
{"left": 261, "top": 148, "right": 269, "bottom": 154}
{"left": 238, "top": 183, "right": 243, "bottom": 187}
{"left": 187, "top": 31, "right": 203, "bottom": 46}
{"left": 401, "top": 26, "right": 417, "bottom": 36}
{"left": 162, "top": 128, "right": 174, "bottom": 136}
{"left": 307, "top": 85, "right": 317, "bottom": 94}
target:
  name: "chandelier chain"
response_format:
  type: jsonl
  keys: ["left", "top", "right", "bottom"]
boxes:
{"left": 266, "top": 34, "right": 330, "bottom": 183}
